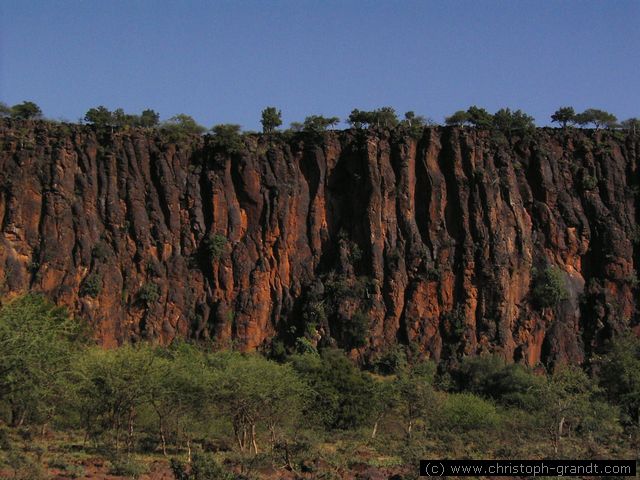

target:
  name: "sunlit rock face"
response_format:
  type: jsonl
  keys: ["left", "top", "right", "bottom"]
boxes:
{"left": 1, "top": 119, "right": 638, "bottom": 368}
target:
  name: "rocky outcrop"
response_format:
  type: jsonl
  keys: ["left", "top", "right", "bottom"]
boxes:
{"left": 0, "top": 120, "right": 638, "bottom": 367}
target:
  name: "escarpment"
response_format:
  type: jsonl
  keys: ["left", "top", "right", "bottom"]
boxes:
{"left": 1, "top": 119, "right": 638, "bottom": 367}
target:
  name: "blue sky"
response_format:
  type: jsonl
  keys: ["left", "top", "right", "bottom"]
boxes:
{"left": 1, "top": 0, "right": 638, "bottom": 129}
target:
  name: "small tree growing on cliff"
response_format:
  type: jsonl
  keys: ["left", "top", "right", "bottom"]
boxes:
{"left": 445, "top": 110, "right": 471, "bottom": 126}
{"left": 493, "top": 108, "right": 535, "bottom": 134}
{"left": 575, "top": 108, "right": 617, "bottom": 130}
{"left": 211, "top": 124, "right": 244, "bottom": 154}
{"left": 84, "top": 106, "right": 114, "bottom": 128}
{"left": 551, "top": 107, "right": 576, "bottom": 128}
{"left": 261, "top": 107, "right": 282, "bottom": 134}
{"left": 138, "top": 109, "right": 160, "bottom": 128}
{"left": 302, "top": 115, "right": 340, "bottom": 134}
{"left": 10, "top": 101, "right": 43, "bottom": 120}
{"left": 531, "top": 266, "right": 568, "bottom": 309}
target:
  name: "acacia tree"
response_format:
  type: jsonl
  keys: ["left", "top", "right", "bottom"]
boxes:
{"left": 10, "top": 101, "right": 42, "bottom": 120}
{"left": 73, "top": 345, "right": 158, "bottom": 452}
{"left": 551, "top": 107, "right": 576, "bottom": 128}
{"left": 598, "top": 334, "right": 640, "bottom": 425}
{"left": 302, "top": 115, "right": 340, "bottom": 134}
{"left": 211, "top": 124, "right": 244, "bottom": 154}
{"left": 0, "top": 295, "right": 81, "bottom": 428}
{"left": 493, "top": 108, "right": 535, "bottom": 133}
{"left": 215, "top": 354, "right": 307, "bottom": 453}
{"left": 261, "top": 107, "right": 282, "bottom": 133}
{"left": 575, "top": 108, "right": 617, "bottom": 130}
{"left": 84, "top": 106, "right": 114, "bottom": 128}
{"left": 537, "top": 366, "right": 619, "bottom": 456}
{"left": 445, "top": 110, "right": 470, "bottom": 126}
{"left": 139, "top": 109, "right": 160, "bottom": 128}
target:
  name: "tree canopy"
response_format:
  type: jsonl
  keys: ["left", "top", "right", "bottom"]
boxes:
{"left": 10, "top": 101, "right": 43, "bottom": 120}
{"left": 261, "top": 107, "right": 282, "bottom": 133}
{"left": 551, "top": 107, "right": 576, "bottom": 128}
{"left": 575, "top": 108, "right": 618, "bottom": 129}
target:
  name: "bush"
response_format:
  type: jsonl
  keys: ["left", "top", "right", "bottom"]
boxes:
{"left": 437, "top": 392, "right": 501, "bottom": 431}
{"left": 80, "top": 272, "right": 102, "bottom": 297}
{"left": 205, "top": 234, "right": 227, "bottom": 260}
{"left": 291, "top": 349, "right": 374, "bottom": 430}
{"left": 453, "top": 354, "right": 543, "bottom": 408}
{"left": 108, "top": 456, "right": 147, "bottom": 478}
{"left": 211, "top": 124, "right": 244, "bottom": 154}
{"left": 531, "top": 266, "right": 568, "bottom": 308}
{"left": 138, "top": 282, "right": 160, "bottom": 304}
{"left": 191, "top": 452, "right": 234, "bottom": 480}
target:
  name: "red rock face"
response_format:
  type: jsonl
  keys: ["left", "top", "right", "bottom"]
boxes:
{"left": 0, "top": 120, "right": 638, "bottom": 367}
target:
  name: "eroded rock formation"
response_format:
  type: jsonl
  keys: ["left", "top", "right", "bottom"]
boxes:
{"left": 0, "top": 119, "right": 638, "bottom": 367}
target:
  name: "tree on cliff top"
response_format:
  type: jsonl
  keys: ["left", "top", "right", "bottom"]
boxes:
{"left": 84, "top": 106, "right": 114, "bottom": 128}
{"left": 551, "top": 107, "right": 576, "bottom": 128}
{"left": 10, "top": 101, "right": 43, "bottom": 120}
{"left": 138, "top": 109, "right": 160, "bottom": 128}
{"left": 211, "top": 124, "right": 244, "bottom": 154}
{"left": 445, "top": 106, "right": 493, "bottom": 129}
{"left": 575, "top": 108, "right": 617, "bottom": 130}
{"left": 302, "top": 115, "right": 340, "bottom": 134}
{"left": 261, "top": 107, "right": 282, "bottom": 133}
{"left": 445, "top": 110, "right": 471, "bottom": 126}
{"left": 493, "top": 108, "right": 535, "bottom": 133}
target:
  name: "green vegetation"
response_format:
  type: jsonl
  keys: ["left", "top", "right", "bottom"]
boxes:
{"left": 3, "top": 103, "right": 636, "bottom": 142}
{"left": 161, "top": 114, "right": 206, "bottom": 141}
{"left": 551, "top": 106, "right": 576, "bottom": 128}
{"left": 84, "top": 106, "right": 160, "bottom": 130}
{"left": 300, "top": 114, "right": 340, "bottom": 134}
{"left": 445, "top": 106, "right": 534, "bottom": 133}
{"left": 347, "top": 107, "right": 399, "bottom": 129}
{"left": 138, "top": 282, "right": 160, "bottom": 304}
{"left": 79, "top": 272, "right": 102, "bottom": 298}
{"left": 210, "top": 124, "right": 244, "bottom": 154}
{"left": 204, "top": 233, "right": 227, "bottom": 260}
{"left": 8, "top": 101, "right": 43, "bottom": 120}
{"left": 531, "top": 266, "right": 569, "bottom": 308}
{"left": 575, "top": 108, "right": 618, "bottom": 130}
{"left": 260, "top": 106, "right": 282, "bottom": 133}
{"left": 0, "top": 294, "right": 637, "bottom": 477}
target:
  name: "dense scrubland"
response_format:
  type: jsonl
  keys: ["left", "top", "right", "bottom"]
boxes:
{"left": 0, "top": 294, "right": 638, "bottom": 479}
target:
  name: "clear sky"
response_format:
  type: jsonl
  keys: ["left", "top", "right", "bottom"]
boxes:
{"left": 1, "top": 0, "right": 638, "bottom": 130}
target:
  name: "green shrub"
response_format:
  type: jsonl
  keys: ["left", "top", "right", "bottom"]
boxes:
{"left": 531, "top": 266, "right": 568, "bottom": 308}
{"left": 211, "top": 124, "right": 244, "bottom": 154}
{"left": 108, "top": 456, "right": 147, "bottom": 479}
{"left": 438, "top": 392, "right": 501, "bottom": 431}
{"left": 453, "top": 354, "right": 543, "bottom": 408}
{"left": 191, "top": 452, "right": 234, "bottom": 480}
{"left": 80, "top": 272, "right": 102, "bottom": 297}
{"left": 138, "top": 282, "right": 160, "bottom": 304}
{"left": 205, "top": 234, "right": 227, "bottom": 260}
{"left": 373, "top": 345, "right": 408, "bottom": 374}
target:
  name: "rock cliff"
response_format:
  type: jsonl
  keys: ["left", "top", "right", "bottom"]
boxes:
{"left": 1, "top": 119, "right": 638, "bottom": 367}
